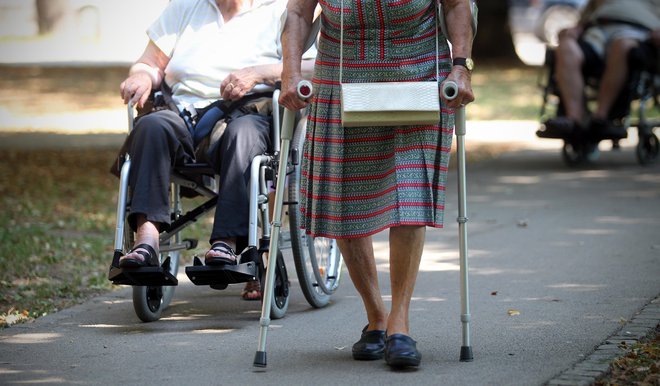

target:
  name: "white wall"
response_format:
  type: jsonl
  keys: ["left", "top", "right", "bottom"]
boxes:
{"left": 0, "top": 0, "right": 170, "bottom": 65}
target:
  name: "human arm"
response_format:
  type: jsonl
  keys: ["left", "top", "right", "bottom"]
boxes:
{"left": 119, "top": 40, "right": 170, "bottom": 109}
{"left": 278, "top": 0, "right": 318, "bottom": 110}
{"left": 441, "top": 0, "right": 475, "bottom": 108}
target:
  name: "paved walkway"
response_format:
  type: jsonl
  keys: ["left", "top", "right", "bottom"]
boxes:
{"left": 0, "top": 124, "right": 658, "bottom": 385}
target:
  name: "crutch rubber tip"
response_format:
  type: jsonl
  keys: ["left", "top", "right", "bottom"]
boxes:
{"left": 253, "top": 351, "right": 267, "bottom": 367}
{"left": 460, "top": 346, "right": 474, "bottom": 362}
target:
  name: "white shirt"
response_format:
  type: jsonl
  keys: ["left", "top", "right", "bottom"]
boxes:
{"left": 148, "top": 0, "right": 289, "bottom": 109}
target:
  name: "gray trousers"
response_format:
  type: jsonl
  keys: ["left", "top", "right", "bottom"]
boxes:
{"left": 123, "top": 108, "right": 271, "bottom": 245}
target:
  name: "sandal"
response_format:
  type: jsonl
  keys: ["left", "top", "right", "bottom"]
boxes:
{"left": 241, "top": 280, "right": 262, "bottom": 301}
{"left": 205, "top": 241, "right": 238, "bottom": 266}
{"left": 119, "top": 243, "right": 160, "bottom": 268}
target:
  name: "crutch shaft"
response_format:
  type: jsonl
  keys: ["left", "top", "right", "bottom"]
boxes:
{"left": 441, "top": 80, "right": 473, "bottom": 362}
{"left": 254, "top": 81, "right": 313, "bottom": 368}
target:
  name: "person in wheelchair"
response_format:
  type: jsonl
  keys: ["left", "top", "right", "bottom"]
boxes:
{"left": 539, "top": 0, "right": 660, "bottom": 140}
{"left": 115, "top": 0, "right": 315, "bottom": 300}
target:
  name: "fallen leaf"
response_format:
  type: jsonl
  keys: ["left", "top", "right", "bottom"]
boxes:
{"left": 507, "top": 309, "right": 520, "bottom": 316}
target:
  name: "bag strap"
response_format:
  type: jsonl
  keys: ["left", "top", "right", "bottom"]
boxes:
{"left": 339, "top": 0, "right": 439, "bottom": 84}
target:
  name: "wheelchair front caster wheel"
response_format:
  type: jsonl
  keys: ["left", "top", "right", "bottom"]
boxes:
{"left": 261, "top": 249, "right": 289, "bottom": 320}
{"left": 636, "top": 133, "right": 659, "bottom": 165}
{"left": 132, "top": 285, "right": 174, "bottom": 322}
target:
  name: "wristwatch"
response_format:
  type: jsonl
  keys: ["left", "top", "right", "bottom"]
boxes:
{"left": 452, "top": 57, "right": 474, "bottom": 72}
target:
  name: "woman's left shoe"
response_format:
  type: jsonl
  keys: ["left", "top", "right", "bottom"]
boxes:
{"left": 384, "top": 334, "right": 421, "bottom": 368}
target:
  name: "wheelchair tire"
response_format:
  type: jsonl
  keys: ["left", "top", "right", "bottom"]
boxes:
{"left": 636, "top": 133, "right": 659, "bottom": 165}
{"left": 288, "top": 119, "right": 343, "bottom": 309}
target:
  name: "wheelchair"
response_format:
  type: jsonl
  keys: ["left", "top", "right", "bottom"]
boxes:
{"left": 537, "top": 40, "right": 660, "bottom": 166}
{"left": 107, "top": 89, "right": 343, "bottom": 322}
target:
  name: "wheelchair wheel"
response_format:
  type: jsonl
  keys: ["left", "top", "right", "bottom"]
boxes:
{"left": 288, "top": 119, "right": 343, "bottom": 308}
{"left": 636, "top": 132, "right": 659, "bottom": 165}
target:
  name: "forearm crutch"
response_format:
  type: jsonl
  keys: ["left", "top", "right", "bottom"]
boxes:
{"left": 254, "top": 81, "right": 313, "bottom": 368}
{"left": 442, "top": 81, "right": 473, "bottom": 362}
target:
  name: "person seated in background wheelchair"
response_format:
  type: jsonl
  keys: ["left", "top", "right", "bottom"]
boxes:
{"left": 116, "top": 0, "right": 315, "bottom": 300}
{"left": 539, "top": 0, "right": 660, "bottom": 139}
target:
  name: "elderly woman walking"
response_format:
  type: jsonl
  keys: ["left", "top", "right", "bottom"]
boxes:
{"left": 279, "top": 0, "right": 475, "bottom": 369}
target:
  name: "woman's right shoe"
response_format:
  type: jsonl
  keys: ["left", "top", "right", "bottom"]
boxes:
{"left": 205, "top": 241, "right": 238, "bottom": 266}
{"left": 384, "top": 334, "right": 421, "bottom": 368}
{"left": 118, "top": 243, "right": 160, "bottom": 268}
{"left": 352, "top": 325, "right": 386, "bottom": 360}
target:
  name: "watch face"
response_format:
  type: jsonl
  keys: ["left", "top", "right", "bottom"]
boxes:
{"left": 465, "top": 58, "right": 474, "bottom": 71}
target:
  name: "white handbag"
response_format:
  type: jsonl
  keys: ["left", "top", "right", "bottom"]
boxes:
{"left": 338, "top": 0, "right": 441, "bottom": 127}
{"left": 340, "top": 82, "right": 440, "bottom": 127}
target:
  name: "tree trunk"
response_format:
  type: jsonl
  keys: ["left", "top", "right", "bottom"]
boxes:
{"left": 36, "top": 0, "right": 70, "bottom": 35}
{"left": 472, "top": 1, "right": 519, "bottom": 63}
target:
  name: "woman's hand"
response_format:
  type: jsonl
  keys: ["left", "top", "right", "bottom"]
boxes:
{"left": 279, "top": 73, "right": 310, "bottom": 111}
{"left": 221, "top": 68, "right": 258, "bottom": 101}
{"left": 119, "top": 41, "right": 168, "bottom": 108}
{"left": 441, "top": 66, "right": 474, "bottom": 108}
{"left": 120, "top": 72, "right": 153, "bottom": 108}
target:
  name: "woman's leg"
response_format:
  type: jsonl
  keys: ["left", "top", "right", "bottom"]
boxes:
{"left": 120, "top": 110, "right": 194, "bottom": 263}
{"left": 594, "top": 37, "right": 638, "bottom": 120}
{"left": 336, "top": 236, "right": 388, "bottom": 331}
{"left": 387, "top": 226, "right": 426, "bottom": 336}
{"left": 208, "top": 113, "right": 271, "bottom": 244}
{"left": 555, "top": 34, "right": 587, "bottom": 123}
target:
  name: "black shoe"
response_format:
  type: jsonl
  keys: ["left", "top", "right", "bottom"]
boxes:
{"left": 589, "top": 117, "right": 627, "bottom": 140}
{"left": 537, "top": 117, "right": 580, "bottom": 139}
{"left": 384, "top": 334, "right": 421, "bottom": 368}
{"left": 352, "top": 325, "right": 386, "bottom": 360}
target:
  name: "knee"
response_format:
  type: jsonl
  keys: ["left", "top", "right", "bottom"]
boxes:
{"left": 556, "top": 41, "right": 583, "bottom": 69}
{"left": 132, "top": 113, "right": 171, "bottom": 143}
{"left": 223, "top": 116, "right": 270, "bottom": 147}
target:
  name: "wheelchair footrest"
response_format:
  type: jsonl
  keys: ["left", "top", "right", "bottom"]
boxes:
{"left": 185, "top": 256, "right": 257, "bottom": 288}
{"left": 108, "top": 256, "right": 178, "bottom": 286}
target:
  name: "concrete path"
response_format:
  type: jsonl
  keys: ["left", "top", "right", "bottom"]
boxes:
{"left": 1, "top": 128, "right": 659, "bottom": 385}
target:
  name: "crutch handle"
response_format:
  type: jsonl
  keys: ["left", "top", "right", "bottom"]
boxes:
{"left": 441, "top": 80, "right": 459, "bottom": 101}
{"left": 297, "top": 80, "right": 313, "bottom": 100}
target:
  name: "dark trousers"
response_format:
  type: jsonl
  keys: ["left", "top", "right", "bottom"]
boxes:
{"left": 123, "top": 109, "right": 271, "bottom": 244}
